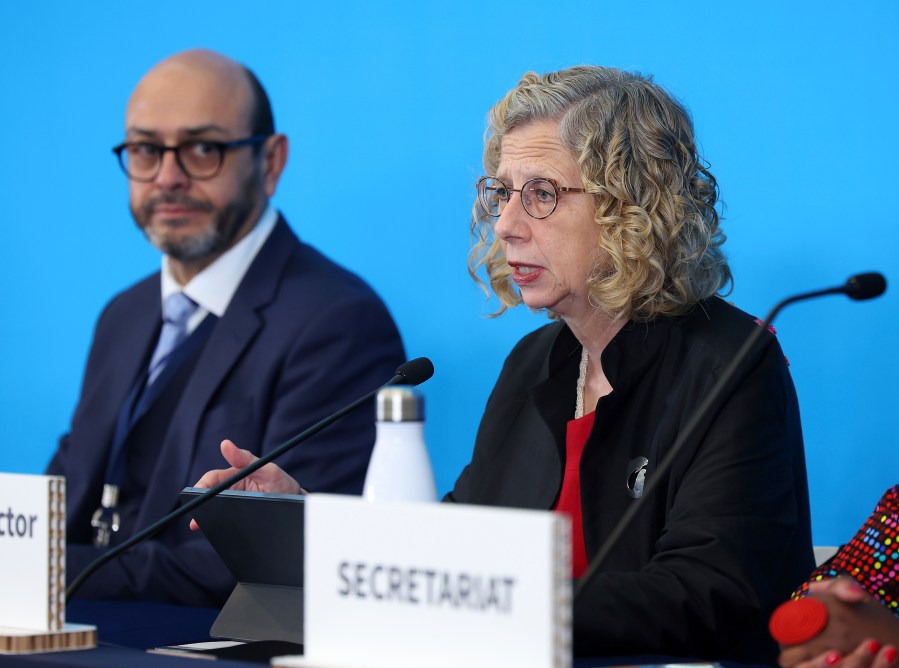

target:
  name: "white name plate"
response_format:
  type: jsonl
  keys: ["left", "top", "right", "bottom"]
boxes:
{"left": 298, "top": 494, "right": 571, "bottom": 668}
{"left": 0, "top": 473, "right": 65, "bottom": 631}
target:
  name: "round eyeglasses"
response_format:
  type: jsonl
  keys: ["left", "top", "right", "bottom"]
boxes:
{"left": 476, "top": 176, "right": 588, "bottom": 220}
{"left": 112, "top": 135, "right": 270, "bottom": 182}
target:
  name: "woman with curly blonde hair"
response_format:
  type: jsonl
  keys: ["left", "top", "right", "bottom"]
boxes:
{"left": 470, "top": 66, "right": 730, "bottom": 322}
{"left": 450, "top": 66, "right": 814, "bottom": 663}
{"left": 195, "top": 65, "right": 814, "bottom": 665}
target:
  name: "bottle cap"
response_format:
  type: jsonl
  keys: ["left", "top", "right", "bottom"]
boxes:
{"left": 769, "top": 597, "right": 829, "bottom": 645}
{"left": 377, "top": 386, "right": 425, "bottom": 422}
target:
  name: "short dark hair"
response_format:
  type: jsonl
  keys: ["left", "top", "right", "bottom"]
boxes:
{"left": 242, "top": 65, "right": 275, "bottom": 136}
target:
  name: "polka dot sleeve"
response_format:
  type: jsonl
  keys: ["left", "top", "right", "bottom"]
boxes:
{"left": 794, "top": 485, "right": 899, "bottom": 617}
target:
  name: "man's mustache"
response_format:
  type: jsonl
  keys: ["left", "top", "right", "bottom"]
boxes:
{"left": 142, "top": 194, "right": 214, "bottom": 216}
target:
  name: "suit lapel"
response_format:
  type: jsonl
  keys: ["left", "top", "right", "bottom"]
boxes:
{"left": 101, "top": 280, "right": 164, "bottom": 424}
{"left": 135, "top": 218, "right": 300, "bottom": 525}
{"left": 65, "top": 278, "right": 161, "bottom": 528}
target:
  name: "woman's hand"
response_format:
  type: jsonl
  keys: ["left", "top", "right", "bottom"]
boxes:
{"left": 189, "top": 439, "right": 306, "bottom": 530}
{"left": 779, "top": 578, "right": 899, "bottom": 668}
{"left": 778, "top": 638, "right": 897, "bottom": 668}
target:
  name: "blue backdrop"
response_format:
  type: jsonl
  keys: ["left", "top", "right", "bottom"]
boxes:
{"left": 0, "top": 0, "right": 896, "bottom": 546}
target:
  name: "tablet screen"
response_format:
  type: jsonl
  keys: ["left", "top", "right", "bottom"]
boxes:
{"left": 180, "top": 487, "right": 306, "bottom": 587}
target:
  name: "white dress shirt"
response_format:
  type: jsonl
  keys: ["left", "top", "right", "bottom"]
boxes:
{"left": 159, "top": 206, "right": 279, "bottom": 332}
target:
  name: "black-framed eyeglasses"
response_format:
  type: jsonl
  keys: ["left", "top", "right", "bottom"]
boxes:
{"left": 112, "top": 135, "right": 270, "bottom": 182}
{"left": 476, "top": 176, "right": 588, "bottom": 220}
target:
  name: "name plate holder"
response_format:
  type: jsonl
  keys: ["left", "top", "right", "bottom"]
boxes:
{"left": 0, "top": 472, "right": 95, "bottom": 654}
{"left": 274, "top": 494, "right": 571, "bottom": 668}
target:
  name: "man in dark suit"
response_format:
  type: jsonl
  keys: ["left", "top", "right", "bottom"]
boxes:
{"left": 47, "top": 49, "right": 405, "bottom": 606}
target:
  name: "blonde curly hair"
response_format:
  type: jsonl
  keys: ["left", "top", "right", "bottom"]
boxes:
{"left": 469, "top": 66, "right": 732, "bottom": 322}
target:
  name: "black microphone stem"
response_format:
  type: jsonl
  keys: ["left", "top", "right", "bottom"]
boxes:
{"left": 573, "top": 284, "right": 854, "bottom": 601}
{"left": 66, "top": 370, "right": 408, "bottom": 602}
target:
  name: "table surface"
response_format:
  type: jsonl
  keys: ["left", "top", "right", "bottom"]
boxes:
{"left": 0, "top": 599, "right": 269, "bottom": 667}
{"left": 0, "top": 598, "right": 768, "bottom": 668}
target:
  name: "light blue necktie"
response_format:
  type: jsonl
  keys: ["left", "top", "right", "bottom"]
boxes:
{"left": 147, "top": 292, "right": 199, "bottom": 385}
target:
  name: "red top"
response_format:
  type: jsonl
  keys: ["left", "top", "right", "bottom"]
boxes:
{"left": 553, "top": 411, "right": 595, "bottom": 578}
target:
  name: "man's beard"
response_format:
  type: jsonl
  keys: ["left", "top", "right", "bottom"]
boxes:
{"left": 133, "top": 178, "right": 257, "bottom": 262}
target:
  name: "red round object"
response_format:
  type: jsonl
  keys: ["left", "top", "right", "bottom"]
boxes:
{"left": 769, "top": 597, "right": 829, "bottom": 645}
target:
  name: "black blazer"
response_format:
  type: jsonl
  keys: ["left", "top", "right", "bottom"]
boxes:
{"left": 448, "top": 297, "right": 814, "bottom": 663}
{"left": 49, "top": 216, "right": 405, "bottom": 606}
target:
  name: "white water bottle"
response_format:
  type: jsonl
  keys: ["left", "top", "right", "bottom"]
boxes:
{"left": 362, "top": 386, "right": 437, "bottom": 503}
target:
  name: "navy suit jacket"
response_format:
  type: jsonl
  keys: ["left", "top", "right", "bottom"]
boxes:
{"left": 48, "top": 216, "right": 405, "bottom": 606}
